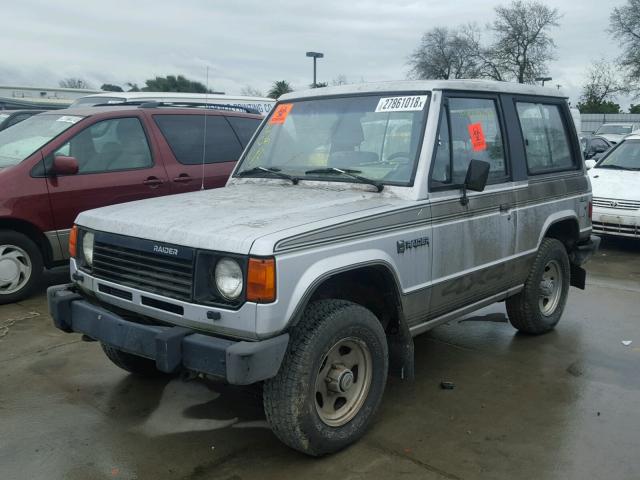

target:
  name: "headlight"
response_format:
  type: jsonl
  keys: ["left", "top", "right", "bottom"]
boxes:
{"left": 214, "top": 258, "right": 243, "bottom": 300}
{"left": 82, "top": 231, "right": 94, "bottom": 266}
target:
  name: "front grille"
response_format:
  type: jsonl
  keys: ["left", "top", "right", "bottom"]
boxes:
{"left": 592, "top": 197, "right": 640, "bottom": 211}
{"left": 93, "top": 241, "right": 194, "bottom": 301}
{"left": 592, "top": 220, "right": 640, "bottom": 237}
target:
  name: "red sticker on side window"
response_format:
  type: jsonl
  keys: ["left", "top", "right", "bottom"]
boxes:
{"left": 467, "top": 122, "right": 487, "bottom": 151}
{"left": 269, "top": 103, "right": 293, "bottom": 125}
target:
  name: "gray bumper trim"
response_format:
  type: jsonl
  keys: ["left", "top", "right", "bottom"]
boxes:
{"left": 47, "top": 285, "right": 289, "bottom": 385}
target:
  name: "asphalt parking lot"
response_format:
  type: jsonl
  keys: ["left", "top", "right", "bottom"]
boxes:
{"left": 1, "top": 237, "right": 639, "bottom": 480}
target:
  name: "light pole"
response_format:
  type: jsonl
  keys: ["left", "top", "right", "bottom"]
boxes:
{"left": 306, "top": 51, "right": 324, "bottom": 87}
{"left": 535, "top": 76, "right": 552, "bottom": 87}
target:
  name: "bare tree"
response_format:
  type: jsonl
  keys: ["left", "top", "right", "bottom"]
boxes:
{"left": 408, "top": 26, "right": 482, "bottom": 80}
{"left": 610, "top": 0, "right": 640, "bottom": 89}
{"left": 488, "top": 0, "right": 561, "bottom": 83}
{"left": 241, "top": 86, "right": 264, "bottom": 97}
{"left": 576, "top": 60, "right": 624, "bottom": 113}
{"left": 332, "top": 74, "right": 348, "bottom": 86}
{"left": 59, "top": 78, "right": 92, "bottom": 89}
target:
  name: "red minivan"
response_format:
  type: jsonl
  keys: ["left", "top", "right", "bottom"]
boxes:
{"left": 0, "top": 104, "right": 262, "bottom": 303}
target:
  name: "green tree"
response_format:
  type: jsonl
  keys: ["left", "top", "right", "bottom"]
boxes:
{"left": 100, "top": 83, "right": 123, "bottom": 92}
{"left": 630, "top": 104, "right": 640, "bottom": 113}
{"left": 268, "top": 80, "right": 293, "bottom": 99}
{"left": 576, "top": 61, "right": 624, "bottom": 114}
{"left": 125, "top": 82, "right": 140, "bottom": 92}
{"left": 142, "top": 75, "right": 211, "bottom": 93}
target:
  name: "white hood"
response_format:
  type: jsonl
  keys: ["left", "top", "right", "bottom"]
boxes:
{"left": 76, "top": 182, "right": 402, "bottom": 254}
{"left": 589, "top": 167, "right": 640, "bottom": 201}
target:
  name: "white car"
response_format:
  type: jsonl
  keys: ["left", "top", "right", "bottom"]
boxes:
{"left": 593, "top": 123, "right": 640, "bottom": 144}
{"left": 589, "top": 134, "right": 640, "bottom": 238}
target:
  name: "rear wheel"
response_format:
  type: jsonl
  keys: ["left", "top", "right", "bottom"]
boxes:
{"left": 101, "top": 343, "right": 167, "bottom": 377}
{"left": 506, "top": 238, "right": 570, "bottom": 334}
{"left": 0, "top": 230, "right": 43, "bottom": 304}
{"left": 263, "top": 299, "right": 388, "bottom": 456}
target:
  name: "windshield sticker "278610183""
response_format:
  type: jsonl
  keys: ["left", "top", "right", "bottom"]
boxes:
{"left": 375, "top": 95, "right": 428, "bottom": 113}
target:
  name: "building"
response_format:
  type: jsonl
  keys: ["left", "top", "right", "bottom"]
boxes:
{"left": 0, "top": 85, "right": 102, "bottom": 110}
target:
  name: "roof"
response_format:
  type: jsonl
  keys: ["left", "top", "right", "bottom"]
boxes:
{"left": 280, "top": 79, "right": 567, "bottom": 101}
{"left": 78, "top": 91, "right": 274, "bottom": 102}
{"left": 624, "top": 134, "right": 640, "bottom": 140}
{"left": 0, "top": 85, "right": 101, "bottom": 94}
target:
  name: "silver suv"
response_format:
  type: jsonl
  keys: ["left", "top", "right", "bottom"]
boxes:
{"left": 49, "top": 80, "right": 599, "bottom": 456}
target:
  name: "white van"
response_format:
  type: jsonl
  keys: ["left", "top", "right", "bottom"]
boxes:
{"left": 71, "top": 92, "right": 275, "bottom": 115}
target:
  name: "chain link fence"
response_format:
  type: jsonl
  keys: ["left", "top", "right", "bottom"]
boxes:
{"left": 580, "top": 113, "right": 640, "bottom": 134}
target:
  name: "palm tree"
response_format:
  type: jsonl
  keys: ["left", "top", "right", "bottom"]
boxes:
{"left": 268, "top": 80, "right": 293, "bottom": 99}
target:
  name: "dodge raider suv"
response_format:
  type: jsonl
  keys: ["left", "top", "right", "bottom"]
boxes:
{"left": 0, "top": 103, "right": 261, "bottom": 303}
{"left": 49, "top": 80, "right": 599, "bottom": 456}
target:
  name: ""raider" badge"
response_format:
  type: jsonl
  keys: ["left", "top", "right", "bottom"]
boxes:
{"left": 397, "top": 236, "right": 429, "bottom": 254}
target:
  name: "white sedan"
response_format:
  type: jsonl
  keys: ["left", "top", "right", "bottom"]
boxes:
{"left": 588, "top": 134, "right": 640, "bottom": 238}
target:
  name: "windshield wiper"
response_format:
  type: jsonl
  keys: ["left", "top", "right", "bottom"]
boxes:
{"left": 305, "top": 167, "right": 384, "bottom": 192}
{"left": 236, "top": 166, "right": 299, "bottom": 185}
{"left": 597, "top": 164, "right": 640, "bottom": 171}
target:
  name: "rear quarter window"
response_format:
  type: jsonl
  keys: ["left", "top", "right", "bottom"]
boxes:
{"left": 516, "top": 102, "right": 576, "bottom": 174}
{"left": 154, "top": 114, "right": 243, "bottom": 164}
{"left": 226, "top": 116, "right": 260, "bottom": 146}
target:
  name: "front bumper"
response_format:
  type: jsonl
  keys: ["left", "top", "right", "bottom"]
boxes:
{"left": 592, "top": 210, "right": 640, "bottom": 238}
{"left": 48, "top": 284, "right": 289, "bottom": 385}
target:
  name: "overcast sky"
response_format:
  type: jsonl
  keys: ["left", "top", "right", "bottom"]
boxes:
{"left": 0, "top": 0, "right": 632, "bottom": 108}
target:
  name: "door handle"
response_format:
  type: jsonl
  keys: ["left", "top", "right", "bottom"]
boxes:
{"left": 173, "top": 174, "right": 193, "bottom": 183}
{"left": 143, "top": 176, "right": 164, "bottom": 188}
{"left": 500, "top": 203, "right": 512, "bottom": 213}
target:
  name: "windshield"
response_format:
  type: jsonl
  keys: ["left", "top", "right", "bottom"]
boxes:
{"left": 70, "top": 96, "right": 126, "bottom": 107}
{"left": 0, "top": 113, "right": 84, "bottom": 167}
{"left": 597, "top": 140, "right": 640, "bottom": 170}
{"left": 235, "top": 93, "right": 430, "bottom": 186}
{"left": 596, "top": 124, "right": 632, "bottom": 135}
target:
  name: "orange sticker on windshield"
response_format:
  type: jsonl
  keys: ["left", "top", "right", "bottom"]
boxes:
{"left": 269, "top": 103, "right": 293, "bottom": 125}
{"left": 468, "top": 122, "right": 487, "bottom": 151}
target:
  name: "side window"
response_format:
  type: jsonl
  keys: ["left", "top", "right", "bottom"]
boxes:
{"left": 431, "top": 97, "right": 507, "bottom": 186}
{"left": 55, "top": 117, "right": 152, "bottom": 174}
{"left": 516, "top": 102, "right": 574, "bottom": 174}
{"left": 154, "top": 115, "right": 243, "bottom": 165}
{"left": 226, "top": 116, "right": 260, "bottom": 147}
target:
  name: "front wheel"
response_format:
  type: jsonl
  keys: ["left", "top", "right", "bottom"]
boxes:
{"left": 0, "top": 230, "right": 43, "bottom": 305}
{"left": 506, "top": 238, "right": 570, "bottom": 334}
{"left": 263, "top": 299, "right": 388, "bottom": 456}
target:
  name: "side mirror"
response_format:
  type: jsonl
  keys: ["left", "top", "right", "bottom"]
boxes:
{"left": 585, "top": 159, "right": 597, "bottom": 170}
{"left": 52, "top": 155, "right": 79, "bottom": 175}
{"left": 460, "top": 159, "right": 490, "bottom": 206}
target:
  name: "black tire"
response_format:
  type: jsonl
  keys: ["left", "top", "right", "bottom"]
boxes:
{"left": 0, "top": 230, "right": 44, "bottom": 305}
{"left": 263, "top": 299, "right": 388, "bottom": 456}
{"left": 506, "top": 238, "right": 570, "bottom": 334}
{"left": 101, "top": 343, "right": 167, "bottom": 377}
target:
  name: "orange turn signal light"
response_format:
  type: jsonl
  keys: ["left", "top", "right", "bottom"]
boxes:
{"left": 69, "top": 225, "right": 78, "bottom": 258}
{"left": 246, "top": 257, "right": 276, "bottom": 303}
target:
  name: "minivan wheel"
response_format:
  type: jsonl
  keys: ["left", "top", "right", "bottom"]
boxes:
{"left": 263, "top": 299, "right": 388, "bottom": 456}
{"left": 101, "top": 343, "right": 168, "bottom": 377}
{"left": 0, "top": 230, "right": 43, "bottom": 304}
{"left": 506, "top": 238, "right": 570, "bottom": 334}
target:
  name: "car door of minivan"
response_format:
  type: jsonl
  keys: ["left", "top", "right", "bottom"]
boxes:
{"left": 150, "top": 113, "right": 251, "bottom": 194}
{"left": 426, "top": 93, "right": 517, "bottom": 320}
{"left": 43, "top": 114, "right": 171, "bottom": 255}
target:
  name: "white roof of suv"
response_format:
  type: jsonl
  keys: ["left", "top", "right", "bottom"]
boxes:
{"left": 280, "top": 79, "right": 567, "bottom": 101}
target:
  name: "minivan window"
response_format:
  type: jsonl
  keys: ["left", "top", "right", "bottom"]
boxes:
{"left": 154, "top": 114, "right": 244, "bottom": 165}
{"left": 431, "top": 97, "right": 507, "bottom": 186}
{"left": 226, "top": 116, "right": 261, "bottom": 146}
{"left": 516, "top": 102, "right": 574, "bottom": 174}
{"left": 54, "top": 117, "right": 152, "bottom": 173}
{"left": 0, "top": 114, "right": 83, "bottom": 168}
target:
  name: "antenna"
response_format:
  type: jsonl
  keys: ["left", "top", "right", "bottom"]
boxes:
{"left": 200, "top": 66, "right": 209, "bottom": 191}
